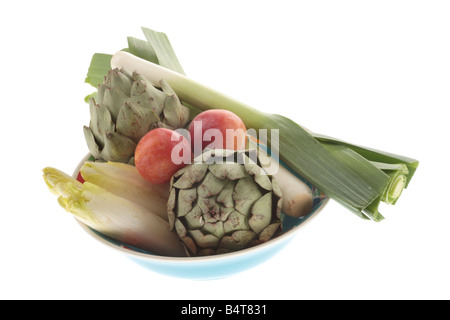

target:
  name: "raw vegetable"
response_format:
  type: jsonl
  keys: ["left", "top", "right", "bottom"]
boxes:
{"left": 135, "top": 128, "right": 192, "bottom": 184}
{"left": 313, "top": 132, "right": 418, "bottom": 189}
{"left": 83, "top": 68, "right": 190, "bottom": 164}
{"left": 314, "top": 133, "right": 418, "bottom": 220}
{"left": 40, "top": 27, "right": 421, "bottom": 260}
{"left": 247, "top": 137, "right": 313, "bottom": 218}
{"left": 274, "top": 165, "right": 313, "bottom": 218}
{"left": 168, "top": 149, "right": 282, "bottom": 256}
{"left": 188, "top": 109, "right": 247, "bottom": 155}
{"left": 43, "top": 166, "right": 185, "bottom": 256}
{"left": 80, "top": 161, "right": 170, "bottom": 221}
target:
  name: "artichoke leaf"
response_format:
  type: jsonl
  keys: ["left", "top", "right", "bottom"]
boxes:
{"left": 223, "top": 211, "right": 249, "bottom": 234}
{"left": 202, "top": 221, "right": 225, "bottom": 240}
{"left": 83, "top": 126, "right": 101, "bottom": 159}
{"left": 116, "top": 102, "right": 157, "bottom": 143}
{"left": 249, "top": 192, "right": 273, "bottom": 235}
{"left": 102, "top": 131, "right": 137, "bottom": 164}
{"left": 208, "top": 162, "right": 247, "bottom": 180}
{"left": 172, "top": 163, "right": 208, "bottom": 189}
{"left": 104, "top": 67, "right": 133, "bottom": 95}
{"left": 188, "top": 229, "right": 220, "bottom": 249}
{"left": 184, "top": 205, "right": 204, "bottom": 229}
{"left": 97, "top": 85, "right": 130, "bottom": 122}
{"left": 177, "top": 188, "right": 197, "bottom": 217}
{"left": 259, "top": 223, "right": 282, "bottom": 242}
{"left": 89, "top": 99, "right": 114, "bottom": 149}
{"left": 216, "top": 179, "right": 237, "bottom": 208}
{"left": 197, "top": 172, "right": 228, "bottom": 198}
{"left": 131, "top": 75, "right": 166, "bottom": 115}
{"left": 233, "top": 176, "right": 263, "bottom": 216}
{"left": 219, "top": 231, "right": 256, "bottom": 251}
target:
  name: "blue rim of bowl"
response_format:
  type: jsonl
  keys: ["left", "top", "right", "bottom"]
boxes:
{"left": 73, "top": 153, "right": 329, "bottom": 263}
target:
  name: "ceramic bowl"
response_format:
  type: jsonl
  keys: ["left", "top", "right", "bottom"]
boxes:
{"left": 73, "top": 154, "right": 329, "bottom": 280}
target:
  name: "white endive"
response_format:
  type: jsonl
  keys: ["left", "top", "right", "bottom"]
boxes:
{"left": 80, "top": 161, "right": 170, "bottom": 221}
{"left": 43, "top": 167, "right": 185, "bottom": 257}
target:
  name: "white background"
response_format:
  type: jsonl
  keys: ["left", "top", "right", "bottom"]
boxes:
{"left": 1, "top": 0, "right": 449, "bottom": 300}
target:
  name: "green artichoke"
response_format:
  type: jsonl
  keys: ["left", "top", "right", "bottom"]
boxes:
{"left": 168, "top": 149, "right": 283, "bottom": 256}
{"left": 83, "top": 68, "right": 190, "bottom": 164}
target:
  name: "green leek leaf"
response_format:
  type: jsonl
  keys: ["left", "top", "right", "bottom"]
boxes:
{"left": 312, "top": 133, "right": 419, "bottom": 187}
{"left": 141, "top": 27, "right": 185, "bottom": 75}
{"left": 321, "top": 142, "right": 391, "bottom": 221}
{"left": 85, "top": 53, "right": 113, "bottom": 88}
{"left": 126, "top": 37, "right": 159, "bottom": 64}
{"left": 84, "top": 53, "right": 112, "bottom": 103}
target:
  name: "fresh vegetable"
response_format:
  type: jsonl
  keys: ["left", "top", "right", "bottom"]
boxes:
{"left": 80, "top": 161, "right": 170, "bottom": 221}
{"left": 41, "top": 26, "right": 421, "bottom": 261}
{"left": 275, "top": 165, "right": 313, "bottom": 218}
{"left": 109, "top": 46, "right": 418, "bottom": 221}
{"left": 188, "top": 109, "right": 247, "bottom": 155}
{"left": 168, "top": 149, "right": 282, "bottom": 256}
{"left": 313, "top": 132, "right": 418, "bottom": 189}
{"left": 135, "top": 128, "right": 192, "bottom": 184}
{"left": 43, "top": 167, "right": 186, "bottom": 256}
{"left": 247, "top": 137, "right": 313, "bottom": 218}
{"left": 83, "top": 68, "right": 190, "bottom": 164}
{"left": 314, "top": 134, "right": 418, "bottom": 220}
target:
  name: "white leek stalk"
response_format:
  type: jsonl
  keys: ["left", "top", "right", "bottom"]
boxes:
{"left": 247, "top": 136, "right": 313, "bottom": 217}
{"left": 111, "top": 51, "right": 268, "bottom": 130}
{"left": 43, "top": 167, "right": 185, "bottom": 257}
{"left": 265, "top": 163, "right": 313, "bottom": 218}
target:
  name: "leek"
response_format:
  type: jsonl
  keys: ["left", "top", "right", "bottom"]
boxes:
{"left": 140, "top": 27, "right": 185, "bottom": 75}
{"left": 371, "top": 162, "right": 409, "bottom": 205}
{"left": 125, "top": 37, "right": 158, "bottom": 65}
{"left": 312, "top": 132, "right": 419, "bottom": 188}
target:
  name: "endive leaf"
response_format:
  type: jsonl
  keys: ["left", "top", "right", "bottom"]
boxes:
{"left": 80, "top": 161, "right": 170, "bottom": 221}
{"left": 43, "top": 167, "right": 185, "bottom": 256}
